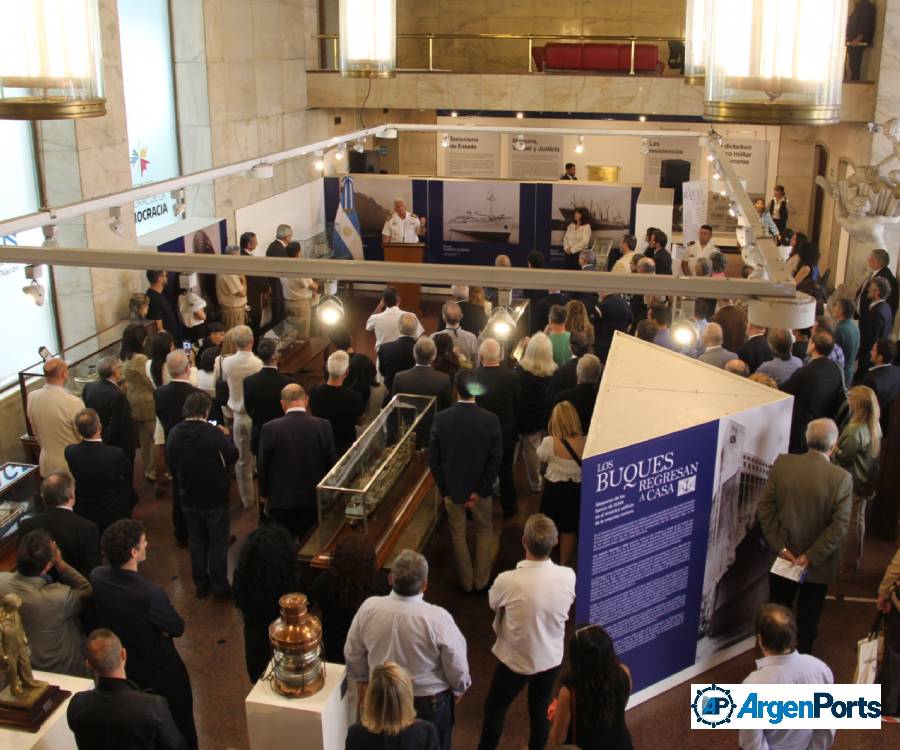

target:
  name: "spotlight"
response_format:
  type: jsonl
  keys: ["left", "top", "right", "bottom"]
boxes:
{"left": 41, "top": 225, "right": 58, "bottom": 248}
{"left": 638, "top": 115, "right": 647, "bottom": 122}
{"left": 334, "top": 144, "right": 347, "bottom": 161}
{"left": 353, "top": 137, "right": 366, "bottom": 154}
{"left": 22, "top": 266, "right": 45, "bottom": 307}
{"left": 713, "top": 171, "right": 722, "bottom": 181}
{"left": 379, "top": 127, "right": 398, "bottom": 139}
{"left": 512, "top": 134, "right": 526, "bottom": 152}
{"left": 671, "top": 319, "right": 699, "bottom": 349}
{"left": 108, "top": 206, "right": 124, "bottom": 235}
{"left": 313, "top": 150, "right": 325, "bottom": 171}
{"left": 170, "top": 188, "right": 187, "bottom": 217}
{"left": 516, "top": 111, "right": 524, "bottom": 119}
{"left": 249, "top": 163, "right": 274, "bottom": 179}
{"left": 440, "top": 132, "right": 450, "bottom": 148}
{"left": 720, "top": 190, "right": 728, "bottom": 197}
{"left": 574, "top": 135, "right": 585, "bottom": 154}
{"left": 707, "top": 153, "right": 715, "bottom": 162}
{"left": 486, "top": 306, "right": 517, "bottom": 340}
{"left": 316, "top": 280, "right": 344, "bottom": 326}
{"left": 450, "top": 111, "right": 458, "bottom": 118}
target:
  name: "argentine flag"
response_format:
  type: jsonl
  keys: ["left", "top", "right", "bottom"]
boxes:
{"left": 332, "top": 176, "right": 364, "bottom": 260}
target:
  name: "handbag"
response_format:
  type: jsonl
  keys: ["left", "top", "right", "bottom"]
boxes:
{"left": 853, "top": 611, "right": 885, "bottom": 684}
{"left": 214, "top": 357, "right": 230, "bottom": 409}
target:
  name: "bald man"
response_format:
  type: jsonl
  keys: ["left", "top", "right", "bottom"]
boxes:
{"left": 26, "top": 358, "right": 84, "bottom": 475}
{"left": 67, "top": 628, "right": 187, "bottom": 750}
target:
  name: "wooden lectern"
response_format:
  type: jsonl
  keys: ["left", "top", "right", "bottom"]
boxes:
{"left": 382, "top": 242, "right": 425, "bottom": 315}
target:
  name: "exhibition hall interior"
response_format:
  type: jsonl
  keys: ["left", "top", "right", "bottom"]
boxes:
{"left": 2, "top": 0, "right": 900, "bottom": 748}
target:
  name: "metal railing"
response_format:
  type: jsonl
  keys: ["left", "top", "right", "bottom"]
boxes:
{"left": 317, "top": 32, "right": 684, "bottom": 76}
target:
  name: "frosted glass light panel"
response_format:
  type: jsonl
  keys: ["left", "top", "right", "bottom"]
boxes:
{"left": 684, "top": 0, "right": 708, "bottom": 84}
{"left": 705, "top": 0, "right": 848, "bottom": 124}
{"left": 0, "top": 0, "right": 105, "bottom": 119}
{"left": 339, "top": 0, "right": 396, "bottom": 78}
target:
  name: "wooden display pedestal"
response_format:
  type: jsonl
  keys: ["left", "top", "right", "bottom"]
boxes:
{"left": 0, "top": 685, "right": 70, "bottom": 733}
{"left": 382, "top": 243, "right": 424, "bottom": 316}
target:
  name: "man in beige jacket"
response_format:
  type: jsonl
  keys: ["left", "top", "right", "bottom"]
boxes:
{"left": 26, "top": 358, "right": 83, "bottom": 476}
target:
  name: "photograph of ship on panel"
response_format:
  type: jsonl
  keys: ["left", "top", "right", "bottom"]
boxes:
{"left": 550, "top": 183, "right": 632, "bottom": 247}
{"left": 347, "top": 176, "right": 414, "bottom": 237}
{"left": 695, "top": 398, "right": 792, "bottom": 662}
{"left": 442, "top": 180, "right": 520, "bottom": 245}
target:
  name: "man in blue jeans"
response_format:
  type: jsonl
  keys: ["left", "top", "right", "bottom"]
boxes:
{"left": 166, "top": 392, "right": 238, "bottom": 601}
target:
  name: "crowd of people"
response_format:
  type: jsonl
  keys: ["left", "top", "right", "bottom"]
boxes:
{"left": 13, "top": 214, "right": 900, "bottom": 748}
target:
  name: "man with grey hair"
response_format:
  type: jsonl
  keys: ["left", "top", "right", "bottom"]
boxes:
{"left": 222, "top": 325, "right": 263, "bottom": 509}
{"left": 392, "top": 337, "right": 453, "bottom": 412}
{"left": 153, "top": 352, "right": 204, "bottom": 544}
{"left": 431, "top": 301, "right": 479, "bottom": 363}
{"left": 578, "top": 248, "right": 597, "bottom": 271}
{"left": 474, "top": 337, "right": 520, "bottom": 518}
{"left": 698, "top": 322, "right": 736, "bottom": 369}
{"left": 345, "top": 548, "right": 470, "bottom": 750}
{"left": 67, "top": 628, "right": 187, "bottom": 749}
{"left": 724, "top": 358, "right": 750, "bottom": 377}
{"left": 553, "top": 354, "right": 601, "bottom": 433}
{"left": 855, "top": 246, "right": 898, "bottom": 321}
{"left": 381, "top": 199, "right": 423, "bottom": 244}
{"left": 309, "top": 350, "right": 364, "bottom": 456}
{"left": 265, "top": 224, "right": 293, "bottom": 324}
{"left": 757, "top": 417, "right": 852, "bottom": 653}
{"left": 377, "top": 314, "right": 420, "bottom": 392}
{"left": 82, "top": 355, "right": 135, "bottom": 463}
{"left": 478, "top": 514, "right": 575, "bottom": 750}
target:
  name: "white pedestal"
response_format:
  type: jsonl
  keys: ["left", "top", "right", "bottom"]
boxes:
{"left": 245, "top": 663, "right": 350, "bottom": 750}
{"left": 0, "top": 671, "right": 93, "bottom": 750}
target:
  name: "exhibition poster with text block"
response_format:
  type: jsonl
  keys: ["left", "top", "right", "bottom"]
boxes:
{"left": 577, "top": 421, "right": 719, "bottom": 694}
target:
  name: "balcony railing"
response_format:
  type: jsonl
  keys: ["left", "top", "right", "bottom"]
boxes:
{"left": 316, "top": 32, "right": 684, "bottom": 76}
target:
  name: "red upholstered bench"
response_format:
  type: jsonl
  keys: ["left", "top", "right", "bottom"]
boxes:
{"left": 617, "top": 43, "right": 660, "bottom": 73}
{"left": 531, "top": 43, "right": 662, "bottom": 74}
{"left": 583, "top": 43, "right": 620, "bottom": 71}
{"left": 544, "top": 43, "right": 584, "bottom": 70}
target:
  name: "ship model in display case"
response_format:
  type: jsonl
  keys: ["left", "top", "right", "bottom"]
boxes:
{"left": 309, "top": 394, "right": 438, "bottom": 569}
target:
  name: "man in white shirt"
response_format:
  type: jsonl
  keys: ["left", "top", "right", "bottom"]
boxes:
{"left": 381, "top": 199, "right": 424, "bottom": 244}
{"left": 739, "top": 604, "right": 835, "bottom": 750}
{"left": 27, "top": 358, "right": 84, "bottom": 476}
{"left": 477, "top": 514, "right": 576, "bottom": 750}
{"left": 611, "top": 234, "right": 637, "bottom": 274}
{"left": 345, "top": 549, "right": 470, "bottom": 750}
{"left": 221, "top": 326, "right": 262, "bottom": 509}
{"left": 431, "top": 301, "right": 479, "bottom": 363}
{"left": 365, "top": 286, "right": 424, "bottom": 351}
{"left": 215, "top": 246, "right": 248, "bottom": 331}
{"left": 681, "top": 224, "right": 719, "bottom": 275}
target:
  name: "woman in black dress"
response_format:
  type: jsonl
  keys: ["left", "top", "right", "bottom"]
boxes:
{"left": 233, "top": 525, "right": 305, "bottom": 683}
{"left": 346, "top": 662, "right": 439, "bottom": 750}
{"left": 311, "top": 533, "right": 387, "bottom": 664}
{"left": 548, "top": 624, "right": 633, "bottom": 750}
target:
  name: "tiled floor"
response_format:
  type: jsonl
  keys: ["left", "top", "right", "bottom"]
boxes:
{"left": 127, "top": 292, "right": 899, "bottom": 749}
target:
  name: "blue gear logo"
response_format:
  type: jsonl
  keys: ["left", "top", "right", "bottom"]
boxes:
{"left": 692, "top": 684, "right": 736, "bottom": 727}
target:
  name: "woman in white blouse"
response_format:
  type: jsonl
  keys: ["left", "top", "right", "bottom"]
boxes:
{"left": 562, "top": 207, "right": 593, "bottom": 271}
{"left": 537, "top": 401, "right": 586, "bottom": 566}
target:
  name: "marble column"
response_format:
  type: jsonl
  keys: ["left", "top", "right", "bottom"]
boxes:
{"left": 872, "top": 0, "right": 900, "bottom": 265}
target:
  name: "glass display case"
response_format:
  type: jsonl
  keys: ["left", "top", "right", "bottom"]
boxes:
{"left": 17, "top": 321, "right": 156, "bottom": 461}
{"left": 0, "top": 463, "right": 40, "bottom": 569}
{"left": 305, "top": 394, "right": 439, "bottom": 569}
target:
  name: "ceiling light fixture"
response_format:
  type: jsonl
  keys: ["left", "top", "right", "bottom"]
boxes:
{"left": 0, "top": 2, "right": 106, "bottom": 119}
{"left": 450, "top": 111, "right": 458, "bottom": 118}
{"left": 440, "top": 132, "right": 450, "bottom": 148}
{"left": 313, "top": 151, "right": 325, "bottom": 171}
{"left": 338, "top": 0, "right": 396, "bottom": 78}
{"left": 334, "top": 144, "right": 347, "bottom": 161}
{"left": 638, "top": 115, "right": 647, "bottom": 122}
{"left": 684, "top": 0, "right": 708, "bottom": 85}
{"left": 516, "top": 111, "right": 524, "bottom": 119}
{"left": 171, "top": 188, "right": 187, "bottom": 217}
{"left": 22, "top": 265, "right": 45, "bottom": 306}
{"left": 41, "top": 225, "right": 59, "bottom": 248}
{"left": 108, "top": 206, "right": 124, "bottom": 235}
{"left": 316, "top": 280, "right": 344, "bottom": 326}
{"left": 353, "top": 137, "right": 366, "bottom": 153}
{"left": 574, "top": 135, "right": 585, "bottom": 154}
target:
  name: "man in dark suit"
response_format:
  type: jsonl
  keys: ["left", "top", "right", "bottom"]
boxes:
{"left": 473, "top": 339, "right": 521, "bottom": 519}
{"left": 166, "top": 393, "right": 238, "bottom": 601}
{"left": 855, "top": 248, "right": 898, "bottom": 321}
{"left": 781, "top": 333, "right": 846, "bottom": 454}
{"left": 309, "top": 351, "right": 365, "bottom": 456}
{"left": 258, "top": 384, "right": 337, "bottom": 540}
{"left": 547, "top": 332, "right": 591, "bottom": 403}
{"left": 532, "top": 290, "right": 570, "bottom": 334}
{"left": 265, "top": 224, "right": 292, "bottom": 326}
{"left": 392, "top": 338, "right": 453, "bottom": 447}
{"left": 90, "top": 520, "right": 196, "bottom": 749}
{"left": 862, "top": 339, "right": 900, "bottom": 435}
{"left": 243, "top": 338, "right": 293, "bottom": 456}
{"left": 377, "top": 313, "right": 418, "bottom": 392}
{"left": 64, "top": 409, "right": 135, "bottom": 534}
{"left": 737, "top": 322, "right": 774, "bottom": 374}
{"left": 67, "top": 628, "right": 187, "bottom": 750}
{"left": 81, "top": 356, "right": 135, "bottom": 465}
{"left": 19, "top": 471, "right": 100, "bottom": 578}
{"left": 856, "top": 276, "right": 894, "bottom": 380}
{"left": 650, "top": 229, "right": 673, "bottom": 276}
{"left": 594, "top": 293, "right": 633, "bottom": 363}
{"left": 429, "top": 369, "right": 502, "bottom": 593}
{"left": 757, "top": 419, "right": 852, "bottom": 653}
{"left": 240, "top": 232, "right": 269, "bottom": 336}
{"left": 554, "top": 355, "right": 602, "bottom": 434}
{"left": 153, "top": 351, "right": 201, "bottom": 547}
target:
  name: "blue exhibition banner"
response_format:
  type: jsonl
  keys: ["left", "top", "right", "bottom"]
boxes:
{"left": 576, "top": 420, "right": 720, "bottom": 693}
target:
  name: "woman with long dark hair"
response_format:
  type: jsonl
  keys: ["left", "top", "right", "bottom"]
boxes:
{"left": 233, "top": 525, "right": 306, "bottom": 682}
{"left": 548, "top": 624, "right": 633, "bottom": 749}
{"left": 432, "top": 332, "right": 468, "bottom": 378}
{"left": 120, "top": 323, "right": 156, "bottom": 482}
{"left": 562, "top": 207, "right": 592, "bottom": 271}
{"left": 311, "top": 533, "right": 387, "bottom": 664}
{"left": 147, "top": 331, "right": 175, "bottom": 388}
